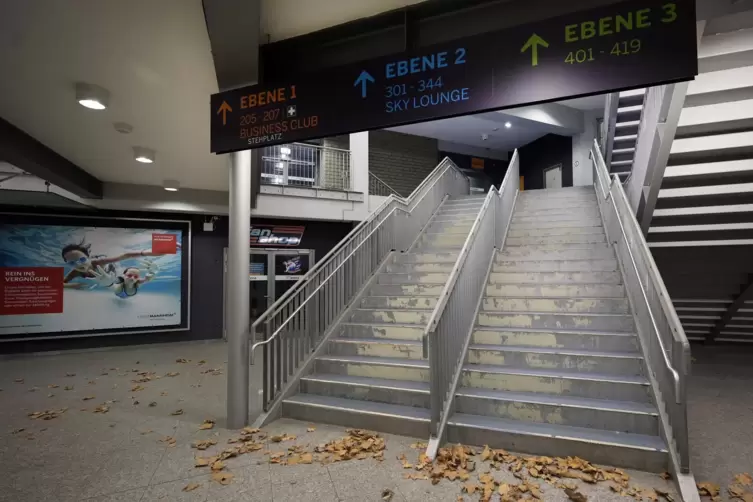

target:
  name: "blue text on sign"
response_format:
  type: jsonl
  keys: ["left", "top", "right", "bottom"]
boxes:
{"left": 385, "top": 48, "right": 467, "bottom": 79}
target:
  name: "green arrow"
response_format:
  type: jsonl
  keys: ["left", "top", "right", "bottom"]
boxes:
{"left": 521, "top": 33, "right": 549, "bottom": 67}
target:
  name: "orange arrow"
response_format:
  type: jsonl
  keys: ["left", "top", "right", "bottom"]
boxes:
{"left": 216, "top": 101, "right": 232, "bottom": 126}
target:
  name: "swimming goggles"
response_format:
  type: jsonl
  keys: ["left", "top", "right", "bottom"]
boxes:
{"left": 66, "top": 256, "right": 89, "bottom": 267}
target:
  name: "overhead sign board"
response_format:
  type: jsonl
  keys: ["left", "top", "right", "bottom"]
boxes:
{"left": 210, "top": 0, "right": 696, "bottom": 154}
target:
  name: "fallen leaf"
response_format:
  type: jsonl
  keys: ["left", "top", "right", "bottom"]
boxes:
{"left": 698, "top": 482, "right": 720, "bottom": 498}
{"left": 211, "top": 472, "right": 234, "bottom": 485}
{"left": 182, "top": 482, "right": 201, "bottom": 492}
{"left": 28, "top": 408, "right": 68, "bottom": 420}
{"left": 88, "top": 380, "right": 96, "bottom": 385}
{"left": 160, "top": 436, "right": 177, "bottom": 447}
{"left": 737, "top": 474, "right": 753, "bottom": 487}
{"left": 160, "top": 391, "right": 168, "bottom": 396}
{"left": 14, "top": 378, "right": 24, "bottom": 383}
{"left": 211, "top": 460, "right": 225, "bottom": 471}
{"left": 199, "top": 419, "right": 215, "bottom": 430}
{"left": 65, "top": 373, "right": 75, "bottom": 377}
{"left": 730, "top": 485, "right": 746, "bottom": 498}
{"left": 133, "top": 400, "right": 139, "bottom": 405}
{"left": 270, "top": 433, "right": 296, "bottom": 443}
{"left": 198, "top": 360, "right": 207, "bottom": 365}
{"left": 140, "top": 429, "right": 153, "bottom": 435}
{"left": 176, "top": 358, "right": 189, "bottom": 363}
{"left": 171, "top": 409, "right": 184, "bottom": 416}
{"left": 64, "top": 386, "right": 73, "bottom": 391}
{"left": 82, "top": 396, "right": 95, "bottom": 401}
{"left": 165, "top": 372, "right": 180, "bottom": 377}
{"left": 131, "top": 385, "right": 145, "bottom": 392}
{"left": 381, "top": 488, "right": 394, "bottom": 501}
{"left": 48, "top": 384, "right": 59, "bottom": 389}
{"left": 11, "top": 428, "right": 25, "bottom": 434}
{"left": 656, "top": 488, "right": 676, "bottom": 502}
{"left": 462, "top": 482, "right": 480, "bottom": 494}
{"left": 149, "top": 401, "right": 157, "bottom": 407}
{"left": 410, "top": 442, "right": 427, "bottom": 449}
{"left": 307, "top": 427, "right": 316, "bottom": 432}
{"left": 93, "top": 404, "right": 110, "bottom": 414}
{"left": 565, "top": 488, "right": 588, "bottom": 502}
{"left": 47, "top": 393, "right": 54, "bottom": 398}
{"left": 404, "top": 473, "right": 429, "bottom": 481}
{"left": 192, "top": 439, "right": 218, "bottom": 450}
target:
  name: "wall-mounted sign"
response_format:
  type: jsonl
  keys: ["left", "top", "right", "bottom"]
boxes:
{"left": 471, "top": 158, "right": 485, "bottom": 170}
{"left": 250, "top": 224, "right": 305, "bottom": 247}
{"left": 210, "top": 0, "right": 697, "bottom": 154}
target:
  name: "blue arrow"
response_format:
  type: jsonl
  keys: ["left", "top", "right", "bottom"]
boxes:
{"left": 353, "top": 70, "right": 375, "bottom": 98}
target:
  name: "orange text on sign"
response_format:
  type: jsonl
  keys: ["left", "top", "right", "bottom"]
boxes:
{"left": 240, "top": 85, "right": 297, "bottom": 109}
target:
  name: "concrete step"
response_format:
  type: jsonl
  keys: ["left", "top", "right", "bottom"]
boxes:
{"left": 494, "top": 259, "right": 618, "bottom": 272}
{"left": 413, "top": 243, "right": 464, "bottom": 252}
{"left": 489, "top": 271, "right": 621, "bottom": 284}
{"left": 316, "top": 354, "right": 429, "bottom": 382}
{"left": 506, "top": 234, "right": 607, "bottom": 245}
{"left": 519, "top": 187, "right": 595, "bottom": 198}
{"left": 350, "top": 308, "right": 432, "bottom": 325}
{"left": 497, "top": 247, "right": 615, "bottom": 261}
{"left": 393, "top": 252, "right": 458, "bottom": 264}
{"left": 512, "top": 213, "right": 602, "bottom": 224}
{"left": 466, "top": 344, "right": 643, "bottom": 376}
{"left": 507, "top": 226, "right": 605, "bottom": 237}
{"left": 454, "top": 388, "right": 659, "bottom": 435}
{"left": 432, "top": 214, "right": 477, "bottom": 224}
{"left": 283, "top": 394, "right": 430, "bottom": 438}
{"left": 472, "top": 328, "right": 639, "bottom": 352}
{"left": 514, "top": 210, "right": 602, "bottom": 221}
{"left": 461, "top": 365, "right": 652, "bottom": 402}
{"left": 510, "top": 219, "right": 603, "bottom": 230}
{"left": 477, "top": 312, "right": 635, "bottom": 332}
{"left": 300, "top": 374, "right": 430, "bottom": 408}
{"left": 482, "top": 297, "right": 630, "bottom": 314}
{"left": 487, "top": 283, "right": 625, "bottom": 298}
{"left": 361, "top": 296, "right": 439, "bottom": 309}
{"left": 421, "top": 233, "right": 468, "bottom": 247}
{"left": 370, "top": 283, "right": 446, "bottom": 296}
{"left": 377, "top": 272, "right": 448, "bottom": 285}
{"left": 447, "top": 413, "right": 667, "bottom": 472}
{"left": 438, "top": 207, "right": 482, "bottom": 216}
{"left": 329, "top": 337, "right": 423, "bottom": 360}
{"left": 340, "top": 322, "right": 424, "bottom": 341}
{"left": 426, "top": 222, "right": 473, "bottom": 233}
{"left": 443, "top": 199, "right": 485, "bottom": 207}
{"left": 385, "top": 262, "right": 453, "bottom": 274}
{"left": 518, "top": 196, "right": 597, "bottom": 207}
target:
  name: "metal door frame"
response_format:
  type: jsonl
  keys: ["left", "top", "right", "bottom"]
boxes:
{"left": 222, "top": 247, "right": 315, "bottom": 340}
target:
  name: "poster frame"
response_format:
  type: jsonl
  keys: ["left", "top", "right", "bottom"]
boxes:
{"left": 0, "top": 211, "right": 192, "bottom": 342}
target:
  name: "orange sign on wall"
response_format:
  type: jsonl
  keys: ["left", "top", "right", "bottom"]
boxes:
{"left": 471, "top": 157, "right": 485, "bottom": 170}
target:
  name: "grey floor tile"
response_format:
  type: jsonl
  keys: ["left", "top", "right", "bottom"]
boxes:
{"left": 78, "top": 443, "right": 167, "bottom": 499}
{"left": 328, "top": 458, "right": 406, "bottom": 502}
{"left": 271, "top": 474, "right": 338, "bottom": 502}
{"left": 141, "top": 476, "right": 212, "bottom": 502}
{"left": 84, "top": 487, "right": 148, "bottom": 502}
{"left": 206, "top": 461, "right": 273, "bottom": 501}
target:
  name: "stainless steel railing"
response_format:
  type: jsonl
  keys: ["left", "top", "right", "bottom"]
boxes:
{"left": 369, "top": 172, "right": 401, "bottom": 197}
{"left": 250, "top": 158, "right": 469, "bottom": 412}
{"left": 261, "top": 143, "right": 352, "bottom": 191}
{"left": 424, "top": 150, "right": 520, "bottom": 448}
{"left": 591, "top": 138, "right": 690, "bottom": 472}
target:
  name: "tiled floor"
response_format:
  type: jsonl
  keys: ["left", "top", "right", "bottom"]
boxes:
{"left": 0, "top": 339, "right": 745, "bottom": 501}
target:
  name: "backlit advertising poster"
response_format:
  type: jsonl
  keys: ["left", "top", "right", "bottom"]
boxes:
{"left": 0, "top": 214, "right": 190, "bottom": 339}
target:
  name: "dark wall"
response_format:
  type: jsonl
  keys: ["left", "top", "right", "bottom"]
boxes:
{"left": 518, "top": 134, "right": 573, "bottom": 190}
{"left": 440, "top": 151, "right": 509, "bottom": 188}
{"left": 0, "top": 205, "right": 352, "bottom": 353}
{"left": 369, "top": 131, "right": 439, "bottom": 197}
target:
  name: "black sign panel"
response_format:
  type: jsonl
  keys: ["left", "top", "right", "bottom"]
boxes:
{"left": 211, "top": 0, "right": 696, "bottom": 154}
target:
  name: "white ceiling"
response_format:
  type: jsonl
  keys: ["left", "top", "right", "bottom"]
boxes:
{"left": 0, "top": 0, "right": 225, "bottom": 191}
{"left": 261, "top": 0, "right": 427, "bottom": 42}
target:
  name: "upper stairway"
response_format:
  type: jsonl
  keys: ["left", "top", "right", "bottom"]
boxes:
{"left": 282, "top": 194, "right": 487, "bottom": 436}
{"left": 609, "top": 88, "right": 646, "bottom": 182}
{"left": 446, "top": 186, "right": 668, "bottom": 472}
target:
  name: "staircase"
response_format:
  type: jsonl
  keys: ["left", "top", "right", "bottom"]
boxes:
{"left": 610, "top": 88, "right": 645, "bottom": 182}
{"left": 446, "top": 186, "right": 668, "bottom": 471}
{"left": 282, "top": 194, "right": 486, "bottom": 435}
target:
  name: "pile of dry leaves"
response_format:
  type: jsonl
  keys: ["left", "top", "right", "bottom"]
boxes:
{"left": 698, "top": 472, "right": 753, "bottom": 501}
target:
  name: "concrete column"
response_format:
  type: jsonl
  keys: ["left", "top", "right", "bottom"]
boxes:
{"left": 226, "top": 150, "right": 251, "bottom": 428}
{"left": 350, "top": 132, "right": 369, "bottom": 197}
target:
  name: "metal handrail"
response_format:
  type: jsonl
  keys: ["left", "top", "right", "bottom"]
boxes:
{"left": 592, "top": 140, "right": 687, "bottom": 399}
{"left": 369, "top": 172, "right": 401, "bottom": 197}
{"left": 251, "top": 158, "right": 463, "bottom": 327}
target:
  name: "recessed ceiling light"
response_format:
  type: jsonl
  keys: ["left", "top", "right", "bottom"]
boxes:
{"left": 75, "top": 83, "right": 109, "bottom": 110}
{"left": 505, "top": 122, "right": 512, "bottom": 129}
{"left": 113, "top": 122, "right": 133, "bottom": 134}
{"left": 163, "top": 180, "right": 179, "bottom": 192}
{"left": 133, "top": 146, "right": 155, "bottom": 164}
{"left": 492, "top": 127, "right": 499, "bottom": 131}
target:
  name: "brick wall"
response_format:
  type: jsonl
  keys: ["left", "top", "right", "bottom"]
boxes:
{"left": 368, "top": 131, "right": 439, "bottom": 197}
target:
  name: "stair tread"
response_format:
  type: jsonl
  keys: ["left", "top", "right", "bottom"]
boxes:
{"left": 318, "top": 354, "right": 429, "bottom": 368}
{"left": 449, "top": 413, "right": 667, "bottom": 452}
{"left": 302, "top": 373, "right": 430, "bottom": 393}
{"left": 365, "top": 295, "right": 439, "bottom": 299}
{"left": 333, "top": 337, "right": 422, "bottom": 346}
{"left": 479, "top": 311, "right": 632, "bottom": 318}
{"left": 463, "top": 364, "right": 649, "bottom": 384}
{"left": 455, "top": 388, "right": 658, "bottom": 415}
{"left": 473, "top": 326, "right": 636, "bottom": 337}
{"left": 341, "top": 321, "right": 425, "bottom": 329}
{"left": 468, "top": 343, "right": 642, "bottom": 359}
{"left": 285, "top": 394, "right": 431, "bottom": 421}
{"left": 488, "top": 282, "right": 624, "bottom": 287}
{"left": 355, "top": 307, "right": 435, "bottom": 313}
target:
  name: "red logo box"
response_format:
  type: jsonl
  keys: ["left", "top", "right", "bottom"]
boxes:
{"left": 152, "top": 233, "right": 177, "bottom": 254}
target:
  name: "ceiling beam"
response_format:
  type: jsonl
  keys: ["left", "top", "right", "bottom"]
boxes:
{"left": 0, "top": 117, "right": 102, "bottom": 199}
{"left": 707, "top": 273, "right": 753, "bottom": 342}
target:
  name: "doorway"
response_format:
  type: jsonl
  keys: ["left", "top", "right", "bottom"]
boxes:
{"left": 544, "top": 164, "right": 563, "bottom": 189}
{"left": 222, "top": 248, "right": 316, "bottom": 340}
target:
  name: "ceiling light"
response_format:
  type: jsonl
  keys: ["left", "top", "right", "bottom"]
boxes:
{"left": 75, "top": 83, "right": 110, "bottom": 110}
{"left": 113, "top": 122, "right": 133, "bottom": 134}
{"left": 280, "top": 147, "right": 291, "bottom": 155}
{"left": 505, "top": 122, "right": 512, "bottom": 129}
{"left": 492, "top": 127, "right": 499, "bottom": 131}
{"left": 163, "top": 180, "right": 179, "bottom": 192}
{"left": 133, "top": 146, "right": 156, "bottom": 164}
